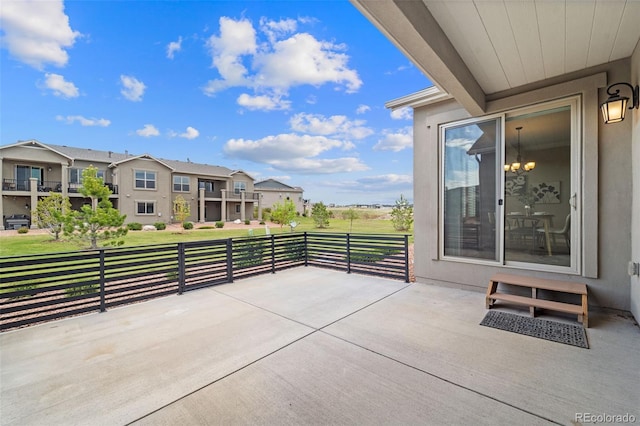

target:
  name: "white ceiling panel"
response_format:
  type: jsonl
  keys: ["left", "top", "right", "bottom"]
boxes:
{"left": 503, "top": 1, "right": 546, "bottom": 84}
{"left": 565, "top": 1, "right": 595, "bottom": 74}
{"left": 611, "top": 1, "right": 640, "bottom": 61}
{"left": 421, "top": 0, "right": 640, "bottom": 95}
{"left": 426, "top": 1, "right": 507, "bottom": 94}
{"left": 475, "top": 1, "right": 528, "bottom": 88}
{"left": 536, "top": 1, "right": 566, "bottom": 78}
{"left": 586, "top": 1, "right": 625, "bottom": 67}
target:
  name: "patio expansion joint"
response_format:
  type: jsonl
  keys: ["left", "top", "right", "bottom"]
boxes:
{"left": 127, "top": 283, "right": 415, "bottom": 424}
{"left": 318, "top": 332, "right": 563, "bottom": 425}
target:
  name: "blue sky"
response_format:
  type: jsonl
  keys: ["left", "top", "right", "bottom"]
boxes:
{"left": 0, "top": 1, "right": 430, "bottom": 205}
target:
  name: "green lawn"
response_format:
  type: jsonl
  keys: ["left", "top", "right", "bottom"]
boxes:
{"left": 1, "top": 214, "right": 412, "bottom": 257}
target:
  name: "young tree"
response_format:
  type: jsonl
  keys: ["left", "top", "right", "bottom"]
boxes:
{"left": 271, "top": 199, "right": 296, "bottom": 228}
{"left": 35, "top": 193, "right": 71, "bottom": 240}
{"left": 173, "top": 195, "right": 191, "bottom": 231}
{"left": 63, "top": 166, "right": 127, "bottom": 249}
{"left": 311, "top": 202, "right": 330, "bottom": 228}
{"left": 342, "top": 208, "right": 359, "bottom": 233}
{"left": 391, "top": 194, "right": 414, "bottom": 231}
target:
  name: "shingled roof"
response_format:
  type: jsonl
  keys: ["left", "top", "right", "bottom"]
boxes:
{"left": 43, "top": 143, "right": 236, "bottom": 178}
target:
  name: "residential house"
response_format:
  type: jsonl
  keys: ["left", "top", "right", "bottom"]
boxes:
{"left": 254, "top": 178, "right": 307, "bottom": 216}
{"left": 0, "top": 140, "right": 260, "bottom": 229}
{"left": 352, "top": 1, "right": 640, "bottom": 324}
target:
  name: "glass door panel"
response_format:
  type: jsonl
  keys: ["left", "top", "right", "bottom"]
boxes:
{"left": 504, "top": 106, "right": 572, "bottom": 267}
{"left": 442, "top": 117, "right": 501, "bottom": 261}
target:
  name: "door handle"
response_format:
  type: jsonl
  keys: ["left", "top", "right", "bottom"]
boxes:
{"left": 570, "top": 193, "right": 577, "bottom": 210}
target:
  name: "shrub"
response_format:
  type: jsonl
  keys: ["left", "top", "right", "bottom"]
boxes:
{"left": 154, "top": 222, "right": 166, "bottom": 230}
{"left": 391, "top": 194, "right": 414, "bottom": 231}
{"left": 182, "top": 221, "right": 194, "bottom": 230}
{"left": 127, "top": 222, "right": 143, "bottom": 231}
{"left": 198, "top": 225, "right": 215, "bottom": 229}
{"left": 215, "top": 221, "right": 225, "bottom": 228}
{"left": 66, "top": 283, "right": 99, "bottom": 297}
{"left": 17, "top": 226, "right": 29, "bottom": 234}
{"left": 259, "top": 221, "right": 265, "bottom": 225}
{"left": 244, "top": 219, "right": 250, "bottom": 225}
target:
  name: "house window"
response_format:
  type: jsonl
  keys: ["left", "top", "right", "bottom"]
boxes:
{"left": 199, "top": 181, "right": 214, "bottom": 192}
{"left": 16, "top": 165, "right": 44, "bottom": 190}
{"left": 70, "top": 168, "right": 105, "bottom": 184}
{"left": 440, "top": 97, "right": 580, "bottom": 272}
{"left": 135, "top": 170, "right": 156, "bottom": 189}
{"left": 173, "top": 176, "right": 190, "bottom": 192}
{"left": 136, "top": 201, "right": 155, "bottom": 215}
{"left": 234, "top": 181, "right": 246, "bottom": 194}
{"left": 235, "top": 205, "right": 241, "bottom": 213}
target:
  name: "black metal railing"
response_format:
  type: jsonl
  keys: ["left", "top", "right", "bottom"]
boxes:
{"left": 0, "top": 233, "right": 409, "bottom": 331}
{"left": 1, "top": 179, "right": 117, "bottom": 195}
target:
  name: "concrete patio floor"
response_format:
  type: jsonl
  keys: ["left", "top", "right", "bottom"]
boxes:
{"left": 1, "top": 267, "right": 638, "bottom": 425}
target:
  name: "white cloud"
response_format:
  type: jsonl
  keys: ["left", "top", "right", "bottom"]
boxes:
{"left": 265, "top": 175, "right": 291, "bottom": 181}
{"left": 136, "top": 124, "right": 160, "bottom": 137}
{"left": 43, "top": 73, "right": 79, "bottom": 98}
{"left": 224, "top": 133, "right": 367, "bottom": 174}
{"left": 373, "top": 127, "right": 413, "bottom": 152}
{"left": 323, "top": 173, "right": 413, "bottom": 194}
{"left": 255, "top": 32, "right": 361, "bottom": 93}
{"left": 0, "top": 0, "right": 80, "bottom": 69}
{"left": 289, "top": 113, "right": 373, "bottom": 140}
{"left": 56, "top": 115, "right": 110, "bottom": 127}
{"left": 166, "top": 36, "right": 183, "bottom": 59}
{"left": 120, "top": 75, "right": 146, "bottom": 101}
{"left": 259, "top": 17, "right": 297, "bottom": 44}
{"left": 356, "top": 104, "right": 370, "bottom": 115}
{"left": 390, "top": 107, "right": 412, "bottom": 120}
{"left": 203, "top": 17, "right": 362, "bottom": 103}
{"left": 179, "top": 126, "right": 199, "bottom": 139}
{"left": 203, "top": 17, "right": 256, "bottom": 95}
{"left": 268, "top": 157, "right": 368, "bottom": 174}
{"left": 237, "top": 93, "right": 291, "bottom": 111}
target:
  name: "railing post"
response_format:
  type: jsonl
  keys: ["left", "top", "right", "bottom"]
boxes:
{"left": 99, "top": 249, "right": 106, "bottom": 312}
{"left": 404, "top": 234, "right": 410, "bottom": 283}
{"left": 271, "top": 235, "right": 276, "bottom": 273}
{"left": 346, "top": 233, "right": 351, "bottom": 274}
{"left": 304, "top": 232, "right": 308, "bottom": 267}
{"left": 178, "top": 242, "right": 185, "bottom": 294}
{"left": 226, "top": 238, "right": 234, "bottom": 283}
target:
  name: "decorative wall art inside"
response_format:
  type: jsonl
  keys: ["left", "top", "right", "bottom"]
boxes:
{"left": 532, "top": 181, "right": 560, "bottom": 204}
{"left": 505, "top": 175, "right": 527, "bottom": 197}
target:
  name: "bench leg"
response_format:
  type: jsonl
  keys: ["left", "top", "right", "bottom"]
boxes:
{"left": 530, "top": 288, "right": 537, "bottom": 317}
{"left": 486, "top": 280, "right": 498, "bottom": 309}
{"left": 581, "top": 294, "right": 589, "bottom": 328}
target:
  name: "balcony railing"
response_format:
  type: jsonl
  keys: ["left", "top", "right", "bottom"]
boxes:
{"left": 227, "top": 191, "right": 259, "bottom": 200}
{"left": 0, "top": 233, "right": 409, "bottom": 331}
{"left": 1, "top": 179, "right": 117, "bottom": 194}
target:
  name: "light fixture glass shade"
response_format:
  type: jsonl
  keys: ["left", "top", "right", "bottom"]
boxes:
{"left": 524, "top": 161, "right": 536, "bottom": 171}
{"left": 504, "top": 164, "right": 510, "bottom": 172}
{"left": 601, "top": 96, "right": 628, "bottom": 124}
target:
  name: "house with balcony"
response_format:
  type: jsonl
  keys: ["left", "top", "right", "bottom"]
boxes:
{"left": 0, "top": 140, "right": 261, "bottom": 229}
{"left": 254, "top": 178, "right": 307, "bottom": 216}
{"left": 351, "top": 0, "right": 640, "bottom": 325}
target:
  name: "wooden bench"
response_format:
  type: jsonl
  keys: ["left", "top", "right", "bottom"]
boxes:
{"left": 486, "top": 273, "right": 588, "bottom": 327}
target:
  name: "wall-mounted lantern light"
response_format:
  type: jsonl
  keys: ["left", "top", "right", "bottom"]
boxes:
{"left": 600, "top": 82, "right": 639, "bottom": 124}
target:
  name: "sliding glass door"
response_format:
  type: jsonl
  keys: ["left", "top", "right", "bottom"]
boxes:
{"left": 441, "top": 97, "right": 580, "bottom": 272}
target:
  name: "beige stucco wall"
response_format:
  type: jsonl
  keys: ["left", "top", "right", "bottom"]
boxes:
{"left": 115, "top": 158, "right": 173, "bottom": 225}
{"left": 259, "top": 189, "right": 305, "bottom": 215}
{"left": 631, "top": 40, "right": 640, "bottom": 323}
{"left": 414, "top": 66, "right": 634, "bottom": 311}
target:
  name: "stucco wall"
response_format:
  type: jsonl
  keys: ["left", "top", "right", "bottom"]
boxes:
{"left": 413, "top": 67, "right": 633, "bottom": 311}
{"left": 631, "top": 40, "right": 640, "bottom": 322}
{"left": 116, "top": 158, "right": 173, "bottom": 225}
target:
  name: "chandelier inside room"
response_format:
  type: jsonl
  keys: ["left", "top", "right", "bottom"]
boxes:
{"left": 504, "top": 126, "right": 535, "bottom": 174}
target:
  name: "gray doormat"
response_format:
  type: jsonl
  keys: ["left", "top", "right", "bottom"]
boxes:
{"left": 480, "top": 310, "right": 589, "bottom": 349}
